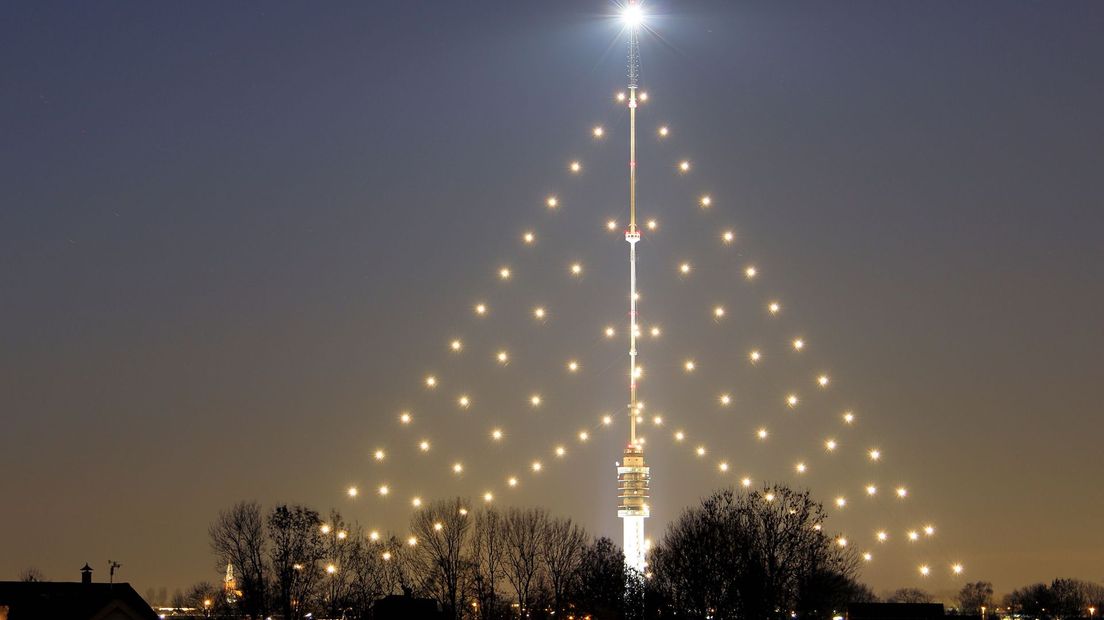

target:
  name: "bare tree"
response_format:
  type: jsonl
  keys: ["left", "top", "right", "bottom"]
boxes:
{"left": 649, "top": 485, "right": 864, "bottom": 619}
{"left": 470, "top": 507, "right": 506, "bottom": 620}
{"left": 378, "top": 533, "right": 419, "bottom": 597}
{"left": 209, "top": 500, "right": 268, "bottom": 617}
{"left": 18, "top": 567, "right": 45, "bottom": 582}
{"left": 268, "top": 504, "right": 324, "bottom": 619}
{"left": 887, "top": 588, "right": 933, "bottom": 604}
{"left": 503, "top": 507, "right": 548, "bottom": 617}
{"left": 346, "top": 533, "right": 390, "bottom": 614}
{"left": 184, "top": 582, "right": 222, "bottom": 616}
{"left": 958, "top": 581, "right": 994, "bottom": 615}
{"left": 318, "top": 510, "right": 357, "bottom": 618}
{"left": 575, "top": 537, "right": 628, "bottom": 620}
{"left": 1050, "top": 578, "right": 1090, "bottom": 618}
{"left": 541, "top": 516, "right": 587, "bottom": 616}
{"left": 1083, "top": 581, "right": 1104, "bottom": 611}
{"left": 1005, "top": 583, "right": 1049, "bottom": 616}
{"left": 410, "top": 497, "right": 473, "bottom": 620}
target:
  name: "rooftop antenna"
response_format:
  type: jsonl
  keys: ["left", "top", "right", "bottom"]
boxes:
{"left": 108, "top": 560, "right": 121, "bottom": 585}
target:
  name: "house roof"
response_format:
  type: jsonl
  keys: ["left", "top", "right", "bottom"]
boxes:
{"left": 0, "top": 581, "right": 159, "bottom": 620}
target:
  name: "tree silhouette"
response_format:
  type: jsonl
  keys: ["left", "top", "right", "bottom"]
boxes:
{"left": 957, "top": 581, "right": 993, "bottom": 615}
{"left": 887, "top": 588, "right": 933, "bottom": 604}
{"left": 648, "top": 485, "right": 866, "bottom": 620}
{"left": 410, "top": 497, "right": 473, "bottom": 619}
{"left": 502, "top": 507, "right": 548, "bottom": 617}
{"left": 208, "top": 500, "right": 268, "bottom": 617}
{"left": 541, "top": 516, "right": 587, "bottom": 617}
{"left": 267, "top": 504, "right": 324, "bottom": 619}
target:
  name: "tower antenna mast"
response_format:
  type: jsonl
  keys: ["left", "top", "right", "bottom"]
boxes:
{"left": 617, "top": 0, "right": 650, "bottom": 575}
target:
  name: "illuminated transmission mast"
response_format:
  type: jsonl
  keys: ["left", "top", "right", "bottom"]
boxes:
{"left": 616, "top": 0, "right": 650, "bottom": 576}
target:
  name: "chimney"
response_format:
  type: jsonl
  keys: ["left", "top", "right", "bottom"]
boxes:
{"left": 80, "top": 564, "right": 93, "bottom": 585}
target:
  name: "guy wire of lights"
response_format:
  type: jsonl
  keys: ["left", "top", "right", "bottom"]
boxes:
{"left": 330, "top": 3, "right": 965, "bottom": 581}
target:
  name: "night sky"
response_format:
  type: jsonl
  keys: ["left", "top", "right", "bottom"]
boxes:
{"left": 2, "top": 0, "right": 1103, "bottom": 599}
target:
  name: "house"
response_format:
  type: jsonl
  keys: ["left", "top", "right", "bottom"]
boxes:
{"left": 0, "top": 564, "right": 158, "bottom": 620}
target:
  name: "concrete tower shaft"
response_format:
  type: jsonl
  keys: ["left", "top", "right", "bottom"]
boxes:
{"left": 617, "top": 0, "right": 650, "bottom": 575}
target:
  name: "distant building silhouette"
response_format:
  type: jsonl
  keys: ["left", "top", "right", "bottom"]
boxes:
{"left": 848, "top": 602, "right": 946, "bottom": 620}
{"left": 0, "top": 564, "right": 157, "bottom": 620}
{"left": 371, "top": 593, "right": 443, "bottom": 620}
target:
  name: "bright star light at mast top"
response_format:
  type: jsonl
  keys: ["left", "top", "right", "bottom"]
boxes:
{"left": 622, "top": 3, "right": 644, "bottom": 28}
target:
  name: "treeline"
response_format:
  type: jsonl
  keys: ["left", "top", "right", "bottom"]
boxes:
{"left": 1002, "top": 579, "right": 1104, "bottom": 618}
{"left": 190, "top": 485, "right": 878, "bottom": 619}
{"left": 939, "top": 579, "right": 1104, "bottom": 617}
{"left": 877, "top": 579, "right": 1104, "bottom": 617}
{"left": 204, "top": 498, "right": 634, "bottom": 620}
